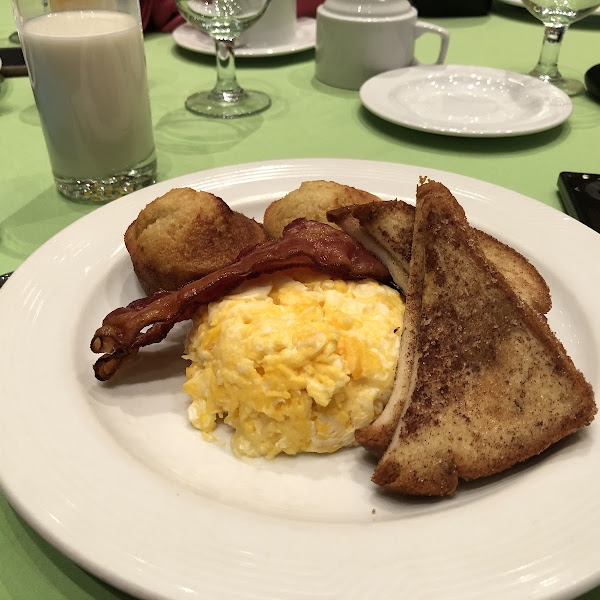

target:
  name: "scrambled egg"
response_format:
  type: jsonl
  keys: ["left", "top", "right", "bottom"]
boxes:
{"left": 183, "top": 270, "right": 405, "bottom": 459}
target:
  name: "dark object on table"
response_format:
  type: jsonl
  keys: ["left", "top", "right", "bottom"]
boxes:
{"left": 0, "top": 47, "right": 27, "bottom": 77}
{"left": 410, "top": 0, "right": 491, "bottom": 16}
{"left": 584, "top": 64, "right": 600, "bottom": 103}
{"left": 0, "top": 272, "right": 12, "bottom": 289}
{"left": 558, "top": 172, "right": 600, "bottom": 234}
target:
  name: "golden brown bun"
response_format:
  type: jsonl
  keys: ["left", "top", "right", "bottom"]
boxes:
{"left": 124, "top": 187, "right": 266, "bottom": 295}
{"left": 263, "top": 180, "right": 382, "bottom": 238}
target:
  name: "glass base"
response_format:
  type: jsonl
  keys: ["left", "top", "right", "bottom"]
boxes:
{"left": 185, "top": 90, "right": 271, "bottom": 118}
{"left": 55, "top": 156, "right": 157, "bottom": 204}
{"left": 529, "top": 69, "right": 584, "bottom": 97}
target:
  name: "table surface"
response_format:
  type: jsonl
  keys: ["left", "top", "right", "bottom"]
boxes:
{"left": 1, "top": 2, "right": 599, "bottom": 599}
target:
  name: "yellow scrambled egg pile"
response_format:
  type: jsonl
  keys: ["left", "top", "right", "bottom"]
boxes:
{"left": 183, "top": 271, "right": 405, "bottom": 459}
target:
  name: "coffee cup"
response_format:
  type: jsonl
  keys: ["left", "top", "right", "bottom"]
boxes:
{"left": 315, "top": 0, "right": 450, "bottom": 90}
{"left": 13, "top": 0, "right": 157, "bottom": 203}
{"left": 237, "top": 0, "right": 297, "bottom": 48}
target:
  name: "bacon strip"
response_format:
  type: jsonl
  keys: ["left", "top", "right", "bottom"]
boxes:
{"left": 91, "top": 219, "right": 391, "bottom": 381}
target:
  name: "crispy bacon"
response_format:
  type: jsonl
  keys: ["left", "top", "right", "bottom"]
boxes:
{"left": 91, "top": 219, "right": 391, "bottom": 381}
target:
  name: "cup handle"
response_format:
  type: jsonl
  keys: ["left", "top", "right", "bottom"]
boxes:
{"left": 412, "top": 21, "right": 450, "bottom": 66}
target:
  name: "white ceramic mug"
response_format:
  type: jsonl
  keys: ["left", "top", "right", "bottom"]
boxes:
{"left": 315, "top": 0, "right": 450, "bottom": 90}
{"left": 237, "top": 0, "right": 296, "bottom": 48}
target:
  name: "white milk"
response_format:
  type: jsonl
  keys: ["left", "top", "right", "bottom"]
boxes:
{"left": 22, "top": 11, "right": 155, "bottom": 180}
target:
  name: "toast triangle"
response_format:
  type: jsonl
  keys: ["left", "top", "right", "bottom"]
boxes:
{"left": 370, "top": 181, "right": 595, "bottom": 496}
{"left": 329, "top": 193, "right": 553, "bottom": 458}
{"left": 328, "top": 200, "right": 551, "bottom": 314}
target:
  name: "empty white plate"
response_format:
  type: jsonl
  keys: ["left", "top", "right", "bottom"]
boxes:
{"left": 359, "top": 65, "right": 573, "bottom": 137}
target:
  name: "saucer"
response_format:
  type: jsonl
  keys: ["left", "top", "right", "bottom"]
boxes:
{"left": 172, "top": 17, "right": 316, "bottom": 57}
{"left": 359, "top": 65, "right": 573, "bottom": 137}
{"left": 496, "top": 0, "right": 600, "bottom": 15}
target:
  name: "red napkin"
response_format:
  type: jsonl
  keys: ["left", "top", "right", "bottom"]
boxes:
{"left": 141, "top": 0, "right": 184, "bottom": 32}
{"left": 297, "top": 0, "right": 325, "bottom": 17}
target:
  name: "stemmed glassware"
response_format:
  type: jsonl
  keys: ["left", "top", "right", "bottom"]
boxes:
{"left": 523, "top": 0, "right": 600, "bottom": 96}
{"left": 174, "top": 0, "right": 272, "bottom": 117}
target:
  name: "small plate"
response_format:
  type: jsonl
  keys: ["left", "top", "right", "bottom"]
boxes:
{"left": 359, "top": 65, "right": 573, "bottom": 137}
{"left": 496, "top": 0, "right": 600, "bottom": 15}
{"left": 172, "top": 17, "right": 316, "bottom": 57}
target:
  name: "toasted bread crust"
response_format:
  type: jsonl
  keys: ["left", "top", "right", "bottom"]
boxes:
{"left": 371, "top": 181, "right": 596, "bottom": 496}
{"left": 330, "top": 195, "right": 554, "bottom": 459}
{"left": 328, "top": 200, "right": 552, "bottom": 314}
{"left": 473, "top": 231, "right": 551, "bottom": 314}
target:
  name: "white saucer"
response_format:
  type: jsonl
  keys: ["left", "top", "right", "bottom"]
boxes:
{"left": 496, "top": 0, "right": 600, "bottom": 15}
{"left": 172, "top": 17, "right": 316, "bottom": 57}
{"left": 359, "top": 65, "right": 573, "bottom": 137}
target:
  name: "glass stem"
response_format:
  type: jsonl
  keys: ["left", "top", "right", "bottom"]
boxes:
{"left": 531, "top": 24, "right": 567, "bottom": 82}
{"left": 210, "top": 39, "right": 244, "bottom": 103}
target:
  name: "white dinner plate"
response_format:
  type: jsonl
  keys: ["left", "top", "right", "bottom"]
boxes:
{"left": 496, "top": 0, "right": 600, "bottom": 15}
{"left": 172, "top": 17, "right": 316, "bottom": 57}
{"left": 360, "top": 65, "right": 573, "bottom": 137}
{"left": 0, "top": 159, "right": 599, "bottom": 600}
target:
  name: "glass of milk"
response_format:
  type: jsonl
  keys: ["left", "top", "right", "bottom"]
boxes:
{"left": 12, "top": 0, "right": 157, "bottom": 203}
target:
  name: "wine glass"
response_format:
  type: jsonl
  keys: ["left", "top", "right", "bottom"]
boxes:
{"left": 174, "top": 0, "right": 272, "bottom": 118}
{"left": 523, "top": 0, "right": 600, "bottom": 96}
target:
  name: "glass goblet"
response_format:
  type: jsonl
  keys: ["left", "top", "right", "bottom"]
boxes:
{"left": 174, "top": 0, "right": 272, "bottom": 118}
{"left": 523, "top": 0, "right": 600, "bottom": 96}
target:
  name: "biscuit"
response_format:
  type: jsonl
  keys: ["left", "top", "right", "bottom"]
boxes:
{"left": 263, "top": 180, "right": 382, "bottom": 238}
{"left": 125, "top": 187, "right": 266, "bottom": 295}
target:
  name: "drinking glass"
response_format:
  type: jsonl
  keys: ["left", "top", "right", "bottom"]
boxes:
{"left": 12, "top": 0, "right": 157, "bottom": 203}
{"left": 523, "top": 0, "right": 600, "bottom": 96}
{"left": 174, "top": 0, "right": 272, "bottom": 118}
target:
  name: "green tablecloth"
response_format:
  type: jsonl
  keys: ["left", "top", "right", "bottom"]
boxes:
{"left": 0, "top": 2, "right": 599, "bottom": 598}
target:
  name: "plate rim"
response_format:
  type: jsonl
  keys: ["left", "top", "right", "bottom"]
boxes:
{"left": 172, "top": 17, "right": 316, "bottom": 57}
{"left": 0, "top": 158, "right": 599, "bottom": 600}
{"left": 359, "top": 64, "right": 573, "bottom": 137}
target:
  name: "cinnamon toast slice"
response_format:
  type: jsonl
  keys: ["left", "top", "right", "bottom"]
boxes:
{"left": 370, "top": 181, "right": 595, "bottom": 496}
{"left": 330, "top": 194, "right": 553, "bottom": 459}
{"left": 327, "top": 201, "right": 552, "bottom": 315}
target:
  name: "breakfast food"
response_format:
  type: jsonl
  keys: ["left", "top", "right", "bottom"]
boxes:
{"left": 91, "top": 219, "right": 391, "bottom": 381}
{"left": 183, "top": 270, "right": 405, "bottom": 458}
{"left": 357, "top": 180, "right": 596, "bottom": 496}
{"left": 124, "top": 187, "right": 266, "bottom": 295}
{"left": 263, "top": 180, "right": 382, "bottom": 238}
{"left": 91, "top": 179, "right": 596, "bottom": 498}
{"left": 328, "top": 199, "right": 551, "bottom": 315}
